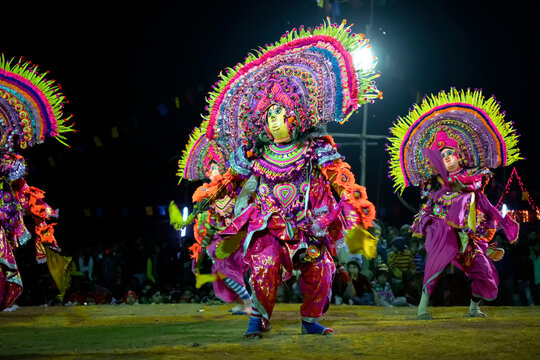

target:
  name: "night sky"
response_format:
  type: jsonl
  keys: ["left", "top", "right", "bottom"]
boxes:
{"left": 2, "top": 0, "right": 537, "bottom": 250}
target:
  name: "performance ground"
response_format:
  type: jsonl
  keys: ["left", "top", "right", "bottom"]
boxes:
{"left": 1, "top": 304, "right": 538, "bottom": 359}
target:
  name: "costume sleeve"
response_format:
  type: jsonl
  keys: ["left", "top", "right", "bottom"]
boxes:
{"left": 192, "top": 146, "right": 252, "bottom": 203}
{"left": 12, "top": 179, "right": 57, "bottom": 220}
{"left": 189, "top": 211, "right": 213, "bottom": 262}
{"left": 317, "top": 136, "right": 376, "bottom": 229}
{"left": 452, "top": 168, "right": 491, "bottom": 192}
{"left": 11, "top": 178, "right": 60, "bottom": 249}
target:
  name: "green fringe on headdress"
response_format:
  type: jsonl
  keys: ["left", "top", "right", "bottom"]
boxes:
{"left": 387, "top": 88, "right": 521, "bottom": 194}
{"left": 176, "top": 121, "right": 209, "bottom": 183}
{"left": 202, "top": 19, "right": 381, "bottom": 124}
{"left": 0, "top": 55, "right": 74, "bottom": 146}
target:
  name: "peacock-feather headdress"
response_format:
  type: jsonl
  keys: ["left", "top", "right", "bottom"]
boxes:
{"left": 202, "top": 19, "right": 382, "bottom": 154}
{"left": 0, "top": 55, "right": 74, "bottom": 151}
{"left": 387, "top": 88, "right": 521, "bottom": 194}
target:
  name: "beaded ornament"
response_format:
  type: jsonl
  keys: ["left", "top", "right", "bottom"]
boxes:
{"left": 202, "top": 19, "right": 382, "bottom": 154}
{"left": 177, "top": 120, "right": 228, "bottom": 182}
{"left": 0, "top": 55, "right": 74, "bottom": 151}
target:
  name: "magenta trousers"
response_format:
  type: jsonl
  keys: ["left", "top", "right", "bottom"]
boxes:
{"left": 423, "top": 218, "right": 498, "bottom": 300}
{"left": 246, "top": 232, "right": 335, "bottom": 320}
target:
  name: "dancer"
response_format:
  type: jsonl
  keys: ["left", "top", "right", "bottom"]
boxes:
{"left": 170, "top": 124, "right": 252, "bottom": 314}
{"left": 0, "top": 55, "right": 74, "bottom": 310}
{"left": 188, "top": 20, "right": 381, "bottom": 338}
{"left": 387, "top": 88, "right": 521, "bottom": 319}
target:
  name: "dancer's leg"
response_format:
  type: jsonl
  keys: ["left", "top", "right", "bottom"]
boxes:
{"left": 223, "top": 277, "right": 252, "bottom": 314}
{"left": 243, "top": 234, "right": 283, "bottom": 338}
{"left": 299, "top": 251, "right": 335, "bottom": 334}
{"left": 418, "top": 220, "right": 459, "bottom": 319}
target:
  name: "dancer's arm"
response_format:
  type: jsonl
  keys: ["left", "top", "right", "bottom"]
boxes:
{"left": 320, "top": 159, "right": 376, "bottom": 229}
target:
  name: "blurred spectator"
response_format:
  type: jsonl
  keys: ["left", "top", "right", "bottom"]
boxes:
{"left": 123, "top": 290, "right": 138, "bottom": 305}
{"left": 332, "top": 263, "right": 351, "bottom": 305}
{"left": 101, "top": 244, "right": 122, "bottom": 292}
{"left": 513, "top": 233, "right": 535, "bottom": 306}
{"left": 387, "top": 236, "right": 415, "bottom": 296}
{"left": 385, "top": 226, "right": 398, "bottom": 244}
{"left": 343, "top": 261, "right": 376, "bottom": 305}
{"left": 493, "top": 233, "right": 516, "bottom": 305}
{"left": 77, "top": 245, "right": 95, "bottom": 282}
{"left": 372, "top": 265, "right": 409, "bottom": 307}
{"left": 125, "top": 237, "right": 148, "bottom": 286}
{"left": 529, "top": 232, "right": 540, "bottom": 304}
{"left": 408, "top": 239, "right": 425, "bottom": 277}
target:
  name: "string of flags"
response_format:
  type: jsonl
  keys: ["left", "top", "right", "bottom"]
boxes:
{"left": 496, "top": 167, "right": 539, "bottom": 222}
{"left": 44, "top": 91, "right": 194, "bottom": 167}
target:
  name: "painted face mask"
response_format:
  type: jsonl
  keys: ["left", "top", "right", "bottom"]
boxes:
{"left": 265, "top": 104, "right": 291, "bottom": 143}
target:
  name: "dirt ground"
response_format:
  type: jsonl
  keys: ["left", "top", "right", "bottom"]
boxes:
{"left": 1, "top": 303, "right": 539, "bottom": 359}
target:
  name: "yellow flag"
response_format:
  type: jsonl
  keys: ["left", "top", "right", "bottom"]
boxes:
{"left": 345, "top": 226, "right": 378, "bottom": 258}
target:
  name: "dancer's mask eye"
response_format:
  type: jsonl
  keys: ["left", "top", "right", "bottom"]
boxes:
{"left": 441, "top": 149, "right": 455, "bottom": 158}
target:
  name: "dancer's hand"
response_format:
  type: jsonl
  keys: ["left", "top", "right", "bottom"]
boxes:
{"left": 449, "top": 179, "right": 466, "bottom": 192}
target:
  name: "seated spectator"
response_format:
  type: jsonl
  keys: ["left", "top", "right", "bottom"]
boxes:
{"left": 530, "top": 233, "right": 540, "bottom": 304}
{"left": 372, "top": 265, "right": 409, "bottom": 307}
{"left": 77, "top": 246, "right": 95, "bottom": 282}
{"left": 408, "top": 239, "right": 425, "bottom": 276}
{"left": 123, "top": 290, "right": 138, "bottom": 305}
{"left": 332, "top": 263, "right": 351, "bottom": 305}
{"left": 387, "top": 236, "right": 416, "bottom": 296}
{"left": 343, "top": 261, "right": 376, "bottom": 305}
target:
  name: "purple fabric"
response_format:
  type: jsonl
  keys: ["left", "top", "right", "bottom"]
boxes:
{"left": 0, "top": 232, "right": 23, "bottom": 310}
{"left": 207, "top": 239, "right": 249, "bottom": 303}
{"left": 414, "top": 151, "right": 514, "bottom": 300}
{"left": 476, "top": 193, "right": 519, "bottom": 243}
{"left": 422, "top": 218, "right": 498, "bottom": 299}
{"left": 422, "top": 218, "right": 460, "bottom": 295}
{"left": 422, "top": 146, "right": 519, "bottom": 242}
{"left": 422, "top": 147, "right": 448, "bottom": 185}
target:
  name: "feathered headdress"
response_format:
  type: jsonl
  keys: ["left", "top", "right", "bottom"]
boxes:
{"left": 177, "top": 120, "right": 227, "bottom": 182}
{"left": 387, "top": 88, "right": 521, "bottom": 194}
{"left": 202, "top": 19, "right": 382, "bottom": 153}
{"left": 0, "top": 55, "right": 74, "bottom": 151}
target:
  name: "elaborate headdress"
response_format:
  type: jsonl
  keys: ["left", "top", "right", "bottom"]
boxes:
{"left": 0, "top": 55, "right": 74, "bottom": 151}
{"left": 177, "top": 120, "right": 227, "bottom": 182}
{"left": 202, "top": 19, "right": 382, "bottom": 153}
{"left": 430, "top": 130, "right": 460, "bottom": 152}
{"left": 387, "top": 88, "right": 521, "bottom": 194}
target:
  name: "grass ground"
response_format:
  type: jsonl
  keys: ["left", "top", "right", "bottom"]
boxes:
{"left": 1, "top": 303, "right": 539, "bottom": 359}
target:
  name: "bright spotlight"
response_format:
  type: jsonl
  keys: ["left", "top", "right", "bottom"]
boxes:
{"left": 501, "top": 203, "right": 508, "bottom": 218}
{"left": 181, "top": 206, "right": 188, "bottom": 237}
{"left": 352, "top": 47, "right": 375, "bottom": 71}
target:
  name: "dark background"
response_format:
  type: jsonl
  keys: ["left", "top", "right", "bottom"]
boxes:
{"left": 1, "top": 0, "right": 538, "bottom": 253}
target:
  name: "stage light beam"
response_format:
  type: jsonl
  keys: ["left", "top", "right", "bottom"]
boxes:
{"left": 352, "top": 47, "right": 375, "bottom": 71}
{"left": 181, "top": 206, "right": 188, "bottom": 237}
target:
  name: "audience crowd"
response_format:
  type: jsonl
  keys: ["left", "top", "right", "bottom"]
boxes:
{"left": 12, "top": 220, "right": 540, "bottom": 309}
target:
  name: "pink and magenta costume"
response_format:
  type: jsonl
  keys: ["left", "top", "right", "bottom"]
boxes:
{"left": 176, "top": 20, "right": 382, "bottom": 335}
{"left": 388, "top": 89, "right": 521, "bottom": 304}
{"left": 1, "top": 57, "right": 74, "bottom": 309}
